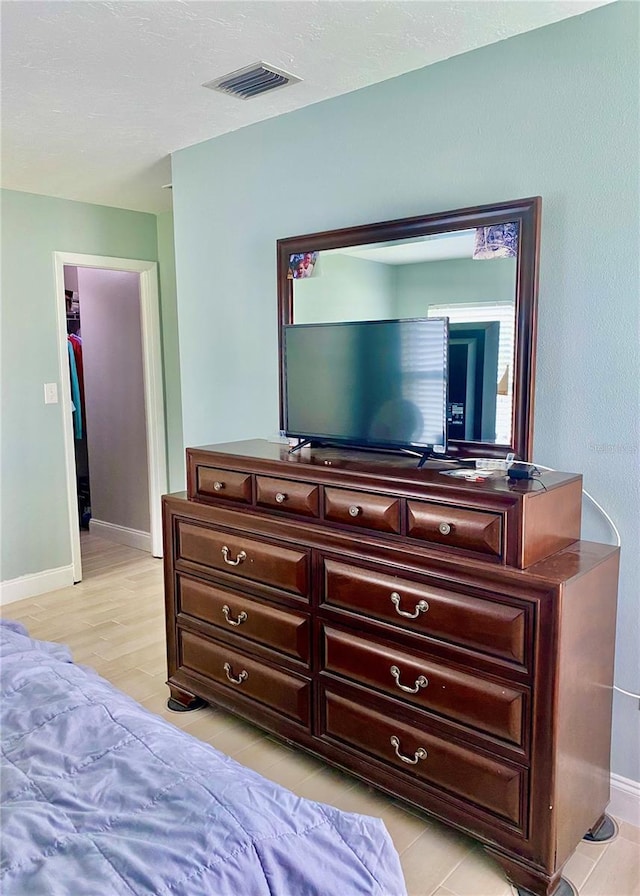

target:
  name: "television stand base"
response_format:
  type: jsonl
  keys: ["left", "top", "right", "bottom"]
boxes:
{"left": 287, "top": 438, "right": 319, "bottom": 455}
{"left": 287, "top": 439, "right": 438, "bottom": 468}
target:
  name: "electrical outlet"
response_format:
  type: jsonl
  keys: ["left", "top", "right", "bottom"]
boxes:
{"left": 44, "top": 383, "right": 58, "bottom": 405}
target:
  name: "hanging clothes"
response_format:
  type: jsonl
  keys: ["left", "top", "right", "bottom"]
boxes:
{"left": 67, "top": 338, "right": 82, "bottom": 439}
{"left": 68, "top": 333, "right": 85, "bottom": 416}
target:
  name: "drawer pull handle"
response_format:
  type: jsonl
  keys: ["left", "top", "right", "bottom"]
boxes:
{"left": 348, "top": 505, "right": 362, "bottom": 518}
{"left": 390, "top": 665, "right": 429, "bottom": 693}
{"left": 222, "top": 605, "right": 248, "bottom": 626}
{"left": 213, "top": 481, "right": 224, "bottom": 491}
{"left": 390, "top": 592, "right": 429, "bottom": 619}
{"left": 438, "top": 522, "right": 452, "bottom": 536}
{"left": 223, "top": 662, "right": 248, "bottom": 685}
{"left": 390, "top": 735, "right": 428, "bottom": 765}
{"left": 221, "top": 546, "right": 247, "bottom": 566}
{"left": 275, "top": 492, "right": 287, "bottom": 504}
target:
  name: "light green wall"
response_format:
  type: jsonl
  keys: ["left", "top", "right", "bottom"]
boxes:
{"left": 294, "top": 254, "right": 516, "bottom": 322}
{"left": 156, "top": 210, "right": 184, "bottom": 491}
{"left": 394, "top": 257, "right": 517, "bottom": 317}
{"left": 0, "top": 190, "right": 175, "bottom": 581}
{"left": 294, "top": 254, "right": 395, "bottom": 323}
{"left": 172, "top": 3, "right": 639, "bottom": 782}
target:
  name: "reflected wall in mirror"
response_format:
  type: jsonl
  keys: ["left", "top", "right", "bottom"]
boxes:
{"left": 277, "top": 198, "right": 541, "bottom": 460}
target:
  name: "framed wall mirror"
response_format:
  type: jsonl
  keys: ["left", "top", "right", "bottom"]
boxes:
{"left": 277, "top": 197, "right": 541, "bottom": 461}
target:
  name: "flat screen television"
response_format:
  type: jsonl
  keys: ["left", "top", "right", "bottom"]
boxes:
{"left": 283, "top": 317, "right": 448, "bottom": 458}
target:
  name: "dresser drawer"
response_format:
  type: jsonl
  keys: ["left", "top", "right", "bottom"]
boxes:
{"left": 407, "top": 501, "right": 503, "bottom": 559}
{"left": 193, "top": 466, "right": 252, "bottom": 504}
{"left": 177, "top": 574, "right": 311, "bottom": 663}
{"left": 324, "top": 487, "right": 401, "bottom": 534}
{"left": 179, "top": 630, "right": 311, "bottom": 725}
{"left": 322, "top": 626, "right": 526, "bottom": 745}
{"left": 322, "top": 690, "right": 525, "bottom": 827}
{"left": 176, "top": 520, "right": 310, "bottom": 597}
{"left": 323, "top": 559, "right": 528, "bottom": 667}
{"left": 255, "top": 476, "right": 319, "bottom": 518}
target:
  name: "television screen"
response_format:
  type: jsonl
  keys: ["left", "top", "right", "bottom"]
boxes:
{"left": 283, "top": 318, "right": 448, "bottom": 454}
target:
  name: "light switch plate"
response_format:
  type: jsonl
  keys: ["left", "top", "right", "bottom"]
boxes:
{"left": 44, "top": 383, "right": 58, "bottom": 404}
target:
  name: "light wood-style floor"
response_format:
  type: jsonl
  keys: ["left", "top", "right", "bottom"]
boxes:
{"left": 2, "top": 533, "right": 638, "bottom": 896}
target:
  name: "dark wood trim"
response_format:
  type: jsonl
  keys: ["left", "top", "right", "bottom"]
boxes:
{"left": 277, "top": 197, "right": 541, "bottom": 461}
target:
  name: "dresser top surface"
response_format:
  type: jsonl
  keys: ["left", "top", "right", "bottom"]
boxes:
{"left": 188, "top": 439, "right": 581, "bottom": 499}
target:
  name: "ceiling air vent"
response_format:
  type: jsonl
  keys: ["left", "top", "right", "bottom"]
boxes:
{"left": 203, "top": 62, "right": 301, "bottom": 100}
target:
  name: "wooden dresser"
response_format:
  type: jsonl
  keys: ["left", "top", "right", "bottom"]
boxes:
{"left": 162, "top": 439, "right": 619, "bottom": 896}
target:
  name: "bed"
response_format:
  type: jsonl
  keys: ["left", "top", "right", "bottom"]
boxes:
{"left": 0, "top": 620, "right": 407, "bottom": 895}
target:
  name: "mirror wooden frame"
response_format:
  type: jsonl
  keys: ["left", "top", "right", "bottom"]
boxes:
{"left": 277, "top": 196, "right": 541, "bottom": 461}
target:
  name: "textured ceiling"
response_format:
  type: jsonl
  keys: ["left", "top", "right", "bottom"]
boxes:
{"left": 1, "top": 0, "right": 611, "bottom": 214}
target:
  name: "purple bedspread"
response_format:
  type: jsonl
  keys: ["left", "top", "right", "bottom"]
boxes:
{"left": 1, "top": 620, "right": 407, "bottom": 895}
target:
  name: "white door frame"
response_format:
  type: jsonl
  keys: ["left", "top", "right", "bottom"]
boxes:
{"left": 54, "top": 252, "right": 168, "bottom": 581}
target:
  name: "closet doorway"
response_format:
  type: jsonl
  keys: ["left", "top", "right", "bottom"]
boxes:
{"left": 54, "top": 253, "right": 167, "bottom": 583}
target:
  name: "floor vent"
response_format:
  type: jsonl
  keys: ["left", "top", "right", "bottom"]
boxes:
{"left": 203, "top": 63, "right": 301, "bottom": 100}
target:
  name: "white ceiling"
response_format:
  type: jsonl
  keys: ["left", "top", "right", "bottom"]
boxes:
{"left": 1, "top": 0, "right": 611, "bottom": 215}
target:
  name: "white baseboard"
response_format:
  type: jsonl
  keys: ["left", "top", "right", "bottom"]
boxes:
{"left": 0, "top": 566, "right": 75, "bottom": 606}
{"left": 609, "top": 773, "right": 640, "bottom": 827}
{"left": 89, "top": 519, "right": 151, "bottom": 553}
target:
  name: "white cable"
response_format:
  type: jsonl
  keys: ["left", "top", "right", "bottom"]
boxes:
{"left": 509, "top": 462, "right": 622, "bottom": 547}
{"left": 578, "top": 491, "right": 636, "bottom": 697}
{"left": 489, "top": 460, "right": 634, "bottom": 696}
{"left": 574, "top": 491, "right": 632, "bottom": 694}
{"left": 581, "top": 489, "right": 622, "bottom": 547}
{"left": 614, "top": 685, "right": 640, "bottom": 699}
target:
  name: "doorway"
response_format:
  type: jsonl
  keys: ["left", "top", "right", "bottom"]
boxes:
{"left": 54, "top": 253, "right": 167, "bottom": 583}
